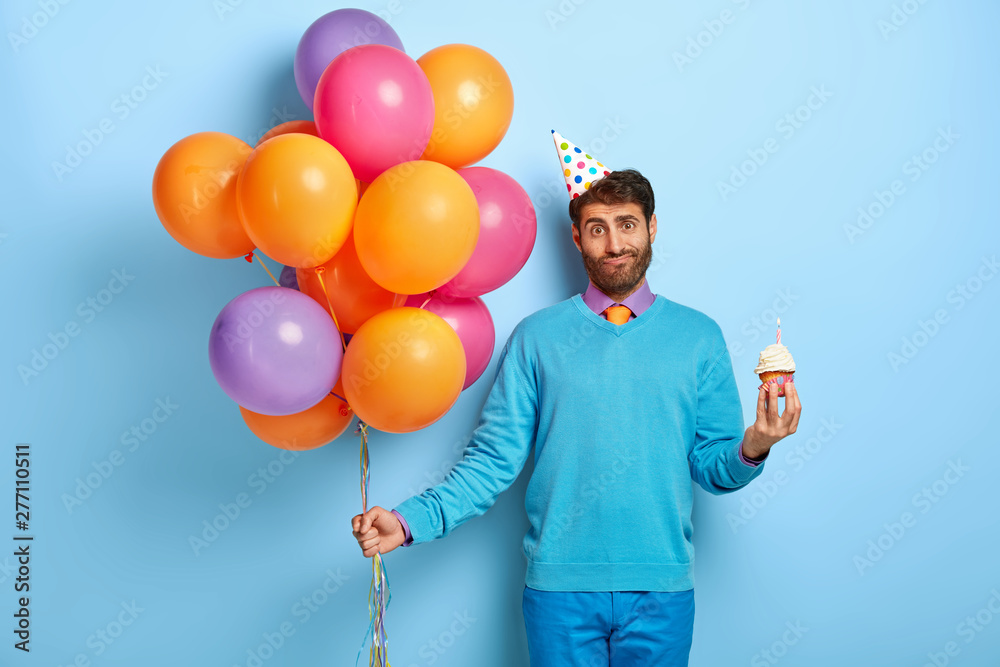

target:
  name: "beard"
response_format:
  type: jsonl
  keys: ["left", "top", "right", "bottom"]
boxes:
{"left": 582, "top": 235, "right": 653, "bottom": 300}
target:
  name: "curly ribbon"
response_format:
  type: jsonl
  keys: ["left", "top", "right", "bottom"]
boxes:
{"left": 350, "top": 290, "right": 438, "bottom": 665}
{"left": 354, "top": 420, "right": 393, "bottom": 667}
{"left": 306, "top": 269, "right": 389, "bottom": 664}
{"left": 250, "top": 255, "right": 391, "bottom": 665}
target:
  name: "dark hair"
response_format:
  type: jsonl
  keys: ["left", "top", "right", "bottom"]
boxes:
{"left": 568, "top": 169, "right": 655, "bottom": 228}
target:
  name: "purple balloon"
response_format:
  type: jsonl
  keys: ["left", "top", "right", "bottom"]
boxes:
{"left": 209, "top": 286, "right": 343, "bottom": 416}
{"left": 279, "top": 265, "right": 299, "bottom": 290}
{"left": 294, "top": 9, "right": 405, "bottom": 111}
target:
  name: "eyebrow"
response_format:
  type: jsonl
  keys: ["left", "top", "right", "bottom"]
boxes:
{"left": 585, "top": 214, "right": 640, "bottom": 227}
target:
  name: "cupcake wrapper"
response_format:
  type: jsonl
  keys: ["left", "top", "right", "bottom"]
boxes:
{"left": 758, "top": 371, "right": 795, "bottom": 397}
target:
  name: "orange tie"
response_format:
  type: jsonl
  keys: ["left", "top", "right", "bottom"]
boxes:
{"left": 603, "top": 304, "right": 632, "bottom": 325}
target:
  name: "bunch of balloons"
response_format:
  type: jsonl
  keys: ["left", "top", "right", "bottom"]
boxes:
{"left": 151, "top": 8, "right": 537, "bottom": 448}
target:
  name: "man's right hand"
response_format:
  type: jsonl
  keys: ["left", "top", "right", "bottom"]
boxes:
{"left": 351, "top": 506, "right": 405, "bottom": 558}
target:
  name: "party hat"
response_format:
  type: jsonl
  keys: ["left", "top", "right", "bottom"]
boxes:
{"left": 552, "top": 129, "right": 612, "bottom": 199}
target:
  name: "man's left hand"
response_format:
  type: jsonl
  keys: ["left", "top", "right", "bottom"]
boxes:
{"left": 742, "top": 381, "right": 801, "bottom": 461}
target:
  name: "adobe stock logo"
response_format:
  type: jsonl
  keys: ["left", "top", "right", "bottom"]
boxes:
{"left": 7, "top": 0, "right": 73, "bottom": 54}
{"left": 232, "top": 567, "right": 351, "bottom": 667}
{"left": 726, "top": 417, "right": 842, "bottom": 533}
{"left": 343, "top": 311, "right": 430, "bottom": 392}
{"left": 241, "top": 106, "right": 295, "bottom": 147}
{"left": 51, "top": 66, "right": 168, "bottom": 181}
{"left": 62, "top": 397, "right": 179, "bottom": 514}
{"left": 877, "top": 0, "right": 932, "bottom": 40}
{"left": 750, "top": 620, "right": 809, "bottom": 667}
{"left": 56, "top": 600, "right": 145, "bottom": 666}
{"left": 188, "top": 449, "right": 303, "bottom": 557}
{"left": 672, "top": 0, "right": 756, "bottom": 73}
{"left": 921, "top": 588, "right": 1000, "bottom": 667}
{"left": 17, "top": 268, "right": 135, "bottom": 385}
{"left": 886, "top": 254, "right": 996, "bottom": 372}
{"left": 544, "top": 0, "right": 590, "bottom": 30}
{"left": 853, "top": 459, "right": 969, "bottom": 576}
{"left": 726, "top": 288, "right": 799, "bottom": 361}
{"left": 843, "top": 126, "right": 958, "bottom": 244}
{"left": 217, "top": 290, "right": 289, "bottom": 352}
{"left": 717, "top": 86, "right": 833, "bottom": 201}
{"left": 410, "top": 610, "right": 477, "bottom": 666}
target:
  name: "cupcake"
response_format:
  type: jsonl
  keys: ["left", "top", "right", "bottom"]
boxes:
{"left": 754, "top": 342, "right": 795, "bottom": 397}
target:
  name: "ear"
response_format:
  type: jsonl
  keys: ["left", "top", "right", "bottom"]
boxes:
{"left": 571, "top": 223, "right": 582, "bottom": 253}
{"left": 648, "top": 213, "right": 657, "bottom": 244}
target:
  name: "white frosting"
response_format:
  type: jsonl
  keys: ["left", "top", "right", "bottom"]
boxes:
{"left": 754, "top": 343, "right": 796, "bottom": 373}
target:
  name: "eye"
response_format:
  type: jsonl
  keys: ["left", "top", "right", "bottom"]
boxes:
{"left": 623, "top": 222, "right": 635, "bottom": 230}
{"left": 592, "top": 226, "right": 604, "bottom": 235}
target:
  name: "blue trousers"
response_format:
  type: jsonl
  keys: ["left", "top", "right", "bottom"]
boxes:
{"left": 522, "top": 585, "right": 695, "bottom": 667}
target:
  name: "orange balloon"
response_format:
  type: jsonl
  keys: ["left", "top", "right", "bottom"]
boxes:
{"left": 256, "top": 120, "right": 320, "bottom": 146}
{"left": 354, "top": 160, "right": 479, "bottom": 294}
{"left": 240, "top": 379, "right": 353, "bottom": 450}
{"left": 236, "top": 133, "right": 358, "bottom": 268}
{"left": 342, "top": 307, "right": 466, "bottom": 433}
{"left": 296, "top": 229, "right": 408, "bottom": 334}
{"left": 258, "top": 124, "right": 366, "bottom": 198}
{"left": 152, "top": 131, "right": 255, "bottom": 259}
{"left": 417, "top": 44, "right": 514, "bottom": 169}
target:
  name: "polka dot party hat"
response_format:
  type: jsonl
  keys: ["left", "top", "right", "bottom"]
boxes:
{"left": 552, "top": 129, "right": 611, "bottom": 199}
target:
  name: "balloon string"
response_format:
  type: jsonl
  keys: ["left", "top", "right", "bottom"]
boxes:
{"left": 418, "top": 289, "right": 434, "bottom": 310}
{"left": 354, "top": 420, "right": 392, "bottom": 667}
{"left": 358, "top": 420, "right": 369, "bottom": 518}
{"left": 314, "top": 267, "right": 349, "bottom": 353}
{"left": 328, "top": 390, "right": 352, "bottom": 416}
{"left": 247, "top": 251, "right": 281, "bottom": 287}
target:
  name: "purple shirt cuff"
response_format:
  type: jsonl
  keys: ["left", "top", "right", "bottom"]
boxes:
{"left": 390, "top": 509, "right": 413, "bottom": 547}
{"left": 738, "top": 438, "right": 767, "bottom": 467}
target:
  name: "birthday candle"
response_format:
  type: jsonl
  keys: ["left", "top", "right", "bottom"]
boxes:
{"left": 777, "top": 317, "right": 781, "bottom": 345}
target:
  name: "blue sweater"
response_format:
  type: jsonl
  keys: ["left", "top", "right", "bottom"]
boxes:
{"left": 393, "top": 293, "right": 765, "bottom": 592}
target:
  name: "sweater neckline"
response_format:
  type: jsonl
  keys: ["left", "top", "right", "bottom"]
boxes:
{"left": 571, "top": 292, "right": 667, "bottom": 337}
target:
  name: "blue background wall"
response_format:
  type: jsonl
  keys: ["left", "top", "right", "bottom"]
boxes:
{"left": 3, "top": 1, "right": 999, "bottom": 665}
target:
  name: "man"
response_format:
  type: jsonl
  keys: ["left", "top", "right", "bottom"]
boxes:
{"left": 352, "top": 139, "right": 801, "bottom": 666}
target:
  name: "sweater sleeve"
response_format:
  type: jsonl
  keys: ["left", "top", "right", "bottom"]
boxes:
{"left": 390, "top": 509, "right": 413, "bottom": 547}
{"left": 688, "top": 341, "right": 765, "bottom": 494}
{"left": 391, "top": 335, "right": 538, "bottom": 545}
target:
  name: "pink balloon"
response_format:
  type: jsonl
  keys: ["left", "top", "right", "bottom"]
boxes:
{"left": 405, "top": 292, "right": 495, "bottom": 390}
{"left": 314, "top": 44, "right": 434, "bottom": 183}
{"left": 438, "top": 167, "right": 537, "bottom": 299}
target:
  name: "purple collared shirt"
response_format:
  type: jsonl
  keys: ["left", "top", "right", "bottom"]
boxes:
{"left": 391, "top": 278, "right": 764, "bottom": 546}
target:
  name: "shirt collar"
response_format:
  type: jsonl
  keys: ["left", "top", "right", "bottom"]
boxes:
{"left": 581, "top": 277, "right": 655, "bottom": 317}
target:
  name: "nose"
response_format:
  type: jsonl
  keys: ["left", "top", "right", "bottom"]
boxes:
{"left": 605, "top": 227, "right": 626, "bottom": 256}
